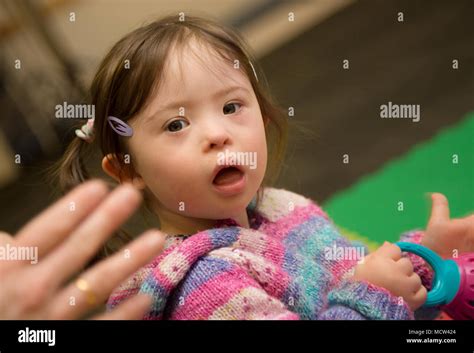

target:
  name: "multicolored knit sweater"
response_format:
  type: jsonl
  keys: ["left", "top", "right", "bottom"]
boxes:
{"left": 107, "top": 188, "right": 438, "bottom": 320}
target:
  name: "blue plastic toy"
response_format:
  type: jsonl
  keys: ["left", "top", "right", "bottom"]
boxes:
{"left": 396, "top": 242, "right": 474, "bottom": 319}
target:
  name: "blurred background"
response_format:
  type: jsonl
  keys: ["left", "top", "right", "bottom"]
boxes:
{"left": 0, "top": 0, "right": 473, "bottom": 247}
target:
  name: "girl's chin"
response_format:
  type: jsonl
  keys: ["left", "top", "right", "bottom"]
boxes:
{"left": 197, "top": 203, "right": 251, "bottom": 219}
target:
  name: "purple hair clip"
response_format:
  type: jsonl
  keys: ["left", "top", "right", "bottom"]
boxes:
{"left": 107, "top": 116, "right": 133, "bottom": 137}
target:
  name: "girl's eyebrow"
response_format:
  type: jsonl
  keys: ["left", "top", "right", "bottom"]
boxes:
{"left": 144, "top": 86, "right": 250, "bottom": 124}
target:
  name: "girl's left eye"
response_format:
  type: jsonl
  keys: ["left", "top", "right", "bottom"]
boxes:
{"left": 223, "top": 102, "right": 242, "bottom": 115}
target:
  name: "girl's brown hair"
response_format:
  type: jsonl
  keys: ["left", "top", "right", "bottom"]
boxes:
{"left": 53, "top": 14, "right": 288, "bottom": 256}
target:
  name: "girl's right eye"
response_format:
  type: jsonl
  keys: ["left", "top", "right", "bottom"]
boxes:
{"left": 165, "top": 119, "right": 189, "bottom": 132}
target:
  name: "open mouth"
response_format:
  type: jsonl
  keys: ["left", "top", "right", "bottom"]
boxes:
{"left": 212, "top": 166, "right": 244, "bottom": 186}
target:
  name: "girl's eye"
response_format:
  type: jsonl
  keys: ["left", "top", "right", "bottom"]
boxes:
{"left": 223, "top": 102, "right": 242, "bottom": 115}
{"left": 165, "top": 119, "right": 189, "bottom": 132}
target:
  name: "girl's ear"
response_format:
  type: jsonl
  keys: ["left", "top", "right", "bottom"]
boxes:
{"left": 101, "top": 153, "right": 146, "bottom": 190}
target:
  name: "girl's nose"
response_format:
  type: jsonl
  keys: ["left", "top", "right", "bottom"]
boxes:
{"left": 202, "top": 125, "right": 231, "bottom": 152}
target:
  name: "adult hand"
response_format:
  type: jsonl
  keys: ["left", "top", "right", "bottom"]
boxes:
{"left": 0, "top": 180, "right": 165, "bottom": 319}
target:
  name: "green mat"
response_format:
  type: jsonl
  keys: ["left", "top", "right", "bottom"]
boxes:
{"left": 324, "top": 112, "right": 474, "bottom": 244}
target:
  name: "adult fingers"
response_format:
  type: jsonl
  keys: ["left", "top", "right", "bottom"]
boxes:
{"left": 92, "top": 294, "right": 152, "bottom": 320}
{"left": 15, "top": 180, "right": 109, "bottom": 259}
{"left": 38, "top": 184, "right": 142, "bottom": 290}
{"left": 0, "top": 231, "right": 24, "bottom": 272}
{"left": 0, "top": 231, "right": 12, "bottom": 245}
{"left": 48, "top": 229, "right": 164, "bottom": 319}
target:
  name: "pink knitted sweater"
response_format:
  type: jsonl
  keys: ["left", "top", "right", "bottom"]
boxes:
{"left": 107, "top": 187, "right": 437, "bottom": 320}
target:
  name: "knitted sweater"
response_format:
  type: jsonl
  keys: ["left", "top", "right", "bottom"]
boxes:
{"left": 107, "top": 187, "right": 438, "bottom": 320}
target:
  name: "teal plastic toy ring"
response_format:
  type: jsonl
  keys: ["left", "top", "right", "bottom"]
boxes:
{"left": 395, "top": 242, "right": 461, "bottom": 307}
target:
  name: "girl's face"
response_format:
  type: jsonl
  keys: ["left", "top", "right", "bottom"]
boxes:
{"left": 127, "top": 40, "right": 267, "bottom": 226}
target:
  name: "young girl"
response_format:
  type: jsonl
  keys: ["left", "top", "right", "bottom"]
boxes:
{"left": 57, "top": 15, "right": 472, "bottom": 320}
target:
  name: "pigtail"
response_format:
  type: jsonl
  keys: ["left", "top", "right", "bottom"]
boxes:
{"left": 57, "top": 137, "right": 92, "bottom": 193}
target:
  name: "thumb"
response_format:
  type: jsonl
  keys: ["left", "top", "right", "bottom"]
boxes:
{"left": 428, "top": 193, "right": 450, "bottom": 224}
